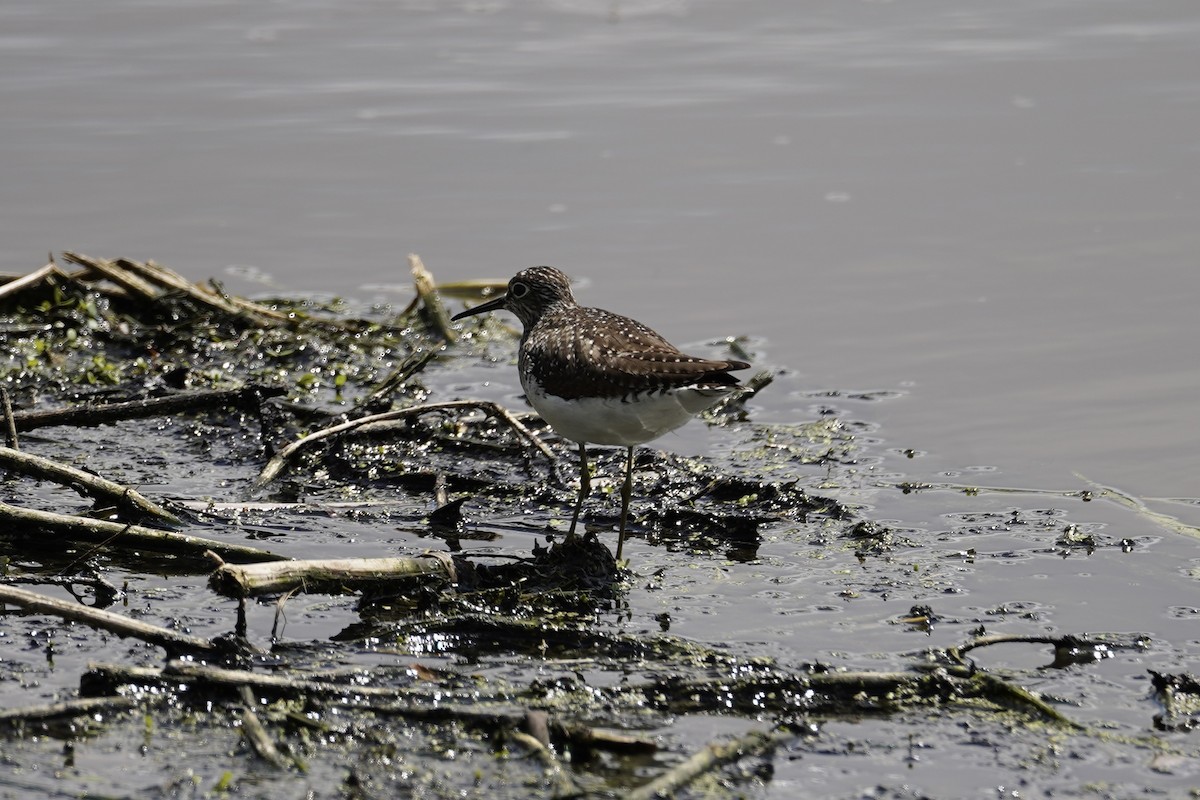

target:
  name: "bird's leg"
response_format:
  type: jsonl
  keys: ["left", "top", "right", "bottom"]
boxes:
{"left": 615, "top": 445, "right": 635, "bottom": 561}
{"left": 567, "top": 441, "right": 590, "bottom": 541}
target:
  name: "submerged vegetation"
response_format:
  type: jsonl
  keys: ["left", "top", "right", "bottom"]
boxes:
{"left": 0, "top": 254, "right": 1195, "bottom": 798}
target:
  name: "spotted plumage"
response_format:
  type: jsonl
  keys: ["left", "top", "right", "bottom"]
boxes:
{"left": 452, "top": 266, "right": 750, "bottom": 559}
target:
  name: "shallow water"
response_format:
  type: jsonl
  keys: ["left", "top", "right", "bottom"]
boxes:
{"left": 2, "top": 1, "right": 1199, "bottom": 797}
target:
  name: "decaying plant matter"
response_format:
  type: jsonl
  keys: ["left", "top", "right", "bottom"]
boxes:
{"left": 0, "top": 253, "right": 1186, "bottom": 799}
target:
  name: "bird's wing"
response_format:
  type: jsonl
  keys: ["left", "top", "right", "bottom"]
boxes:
{"left": 528, "top": 308, "right": 748, "bottom": 399}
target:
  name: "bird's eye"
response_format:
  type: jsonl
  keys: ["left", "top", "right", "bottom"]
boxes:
{"left": 510, "top": 281, "right": 529, "bottom": 298}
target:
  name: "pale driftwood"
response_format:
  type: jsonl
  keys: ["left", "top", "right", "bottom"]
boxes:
{"left": 11, "top": 386, "right": 278, "bottom": 432}
{"left": 117, "top": 257, "right": 292, "bottom": 326}
{"left": 208, "top": 554, "right": 453, "bottom": 599}
{"left": 410, "top": 253, "right": 457, "bottom": 343}
{"left": 0, "top": 695, "right": 143, "bottom": 726}
{"left": 62, "top": 251, "right": 161, "bottom": 302}
{"left": 509, "top": 729, "right": 582, "bottom": 799}
{"left": 1, "top": 388, "right": 16, "bottom": 449}
{"left": 557, "top": 722, "right": 657, "bottom": 755}
{"left": 0, "top": 501, "right": 288, "bottom": 563}
{"left": 237, "top": 685, "right": 292, "bottom": 769}
{"left": 0, "top": 260, "right": 59, "bottom": 301}
{"left": 252, "top": 400, "right": 554, "bottom": 489}
{"left": 0, "top": 584, "right": 221, "bottom": 655}
{"left": 0, "top": 445, "right": 182, "bottom": 527}
{"left": 627, "top": 727, "right": 792, "bottom": 800}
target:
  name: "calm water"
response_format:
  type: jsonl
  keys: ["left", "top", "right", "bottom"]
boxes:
{"left": 4, "top": 0, "right": 1198, "bottom": 501}
{"left": 3, "top": 1, "right": 1199, "bottom": 796}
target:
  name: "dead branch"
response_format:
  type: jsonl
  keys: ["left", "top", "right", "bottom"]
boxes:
{"left": 2, "top": 572, "right": 122, "bottom": 608}
{"left": 116, "top": 257, "right": 291, "bottom": 326}
{"left": 0, "top": 259, "right": 59, "bottom": 301}
{"left": 208, "top": 554, "right": 455, "bottom": 599}
{"left": 252, "top": 399, "right": 554, "bottom": 489}
{"left": 61, "top": 251, "right": 161, "bottom": 302}
{"left": 627, "top": 727, "right": 793, "bottom": 800}
{"left": 353, "top": 406, "right": 553, "bottom": 458}
{"left": 0, "top": 695, "right": 143, "bottom": 727}
{"left": 1, "top": 389, "right": 16, "bottom": 450}
{"left": 410, "top": 253, "right": 458, "bottom": 343}
{"left": 947, "top": 632, "right": 1114, "bottom": 673}
{"left": 969, "top": 671, "right": 1083, "bottom": 728}
{"left": 237, "top": 685, "right": 293, "bottom": 769}
{"left": 0, "top": 584, "right": 222, "bottom": 656}
{"left": 553, "top": 721, "right": 658, "bottom": 755}
{"left": 0, "top": 445, "right": 182, "bottom": 527}
{"left": 509, "top": 729, "right": 582, "bottom": 799}
{"left": 353, "top": 346, "right": 441, "bottom": 414}
{"left": 0, "top": 500, "right": 288, "bottom": 563}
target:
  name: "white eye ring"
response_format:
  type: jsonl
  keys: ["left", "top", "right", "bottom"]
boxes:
{"left": 510, "top": 281, "right": 529, "bottom": 298}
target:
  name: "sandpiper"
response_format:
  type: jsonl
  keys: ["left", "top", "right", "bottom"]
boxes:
{"left": 452, "top": 266, "right": 749, "bottom": 560}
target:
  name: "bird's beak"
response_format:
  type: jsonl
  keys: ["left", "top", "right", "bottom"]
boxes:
{"left": 451, "top": 293, "right": 508, "bottom": 321}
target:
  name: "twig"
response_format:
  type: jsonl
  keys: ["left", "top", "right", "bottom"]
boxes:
{"left": 627, "top": 727, "right": 792, "bottom": 800}
{"left": 970, "top": 672, "right": 1082, "bottom": 729}
{"left": 353, "top": 407, "right": 552, "bottom": 458}
{"left": 2, "top": 572, "right": 122, "bottom": 608}
{"left": 509, "top": 729, "right": 582, "bottom": 799}
{"left": 1075, "top": 472, "right": 1200, "bottom": 540}
{"left": 61, "top": 252, "right": 161, "bottom": 302}
{"left": 116, "top": 258, "right": 292, "bottom": 326}
{"left": 208, "top": 554, "right": 455, "bottom": 599}
{"left": 237, "top": 685, "right": 292, "bottom": 769}
{"left": 11, "top": 386, "right": 282, "bottom": 432}
{"left": 0, "top": 445, "right": 182, "bottom": 527}
{"left": 410, "top": 253, "right": 457, "bottom": 343}
{"left": 0, "top": 695, "right": 143, "bottom": 726}
{"left": 948, "top": 632, "right": 1087, "bottom": 662}
{"left": 0, "top": 259, "right": 59, "bottom": 301}
{"left": 252, "top": 400, "right": 554, "bottom": 489}
{"left": 0, "top": 584, "right": 223, "bottom": 656}
{"left": 354, "top": 347, "right": 441, "bottom": 414}
{"left": 0, "top": 500, "right": 288, "bottom": 563}
{"left": 0, "top": 388, "right": 16, "bottom": 450}
{"left": 553, "top": 721, "right": 658, "bottom": 755}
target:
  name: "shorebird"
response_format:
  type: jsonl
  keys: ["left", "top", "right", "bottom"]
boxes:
{"left": 452, "top": 266, "right": 749, "bottom": 560}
